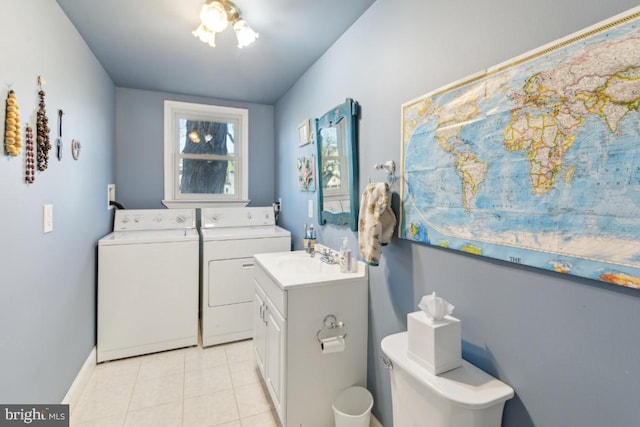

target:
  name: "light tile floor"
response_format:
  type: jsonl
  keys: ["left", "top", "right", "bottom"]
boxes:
{"left": 71, "top": 340, "right": 280, "bottom": 427}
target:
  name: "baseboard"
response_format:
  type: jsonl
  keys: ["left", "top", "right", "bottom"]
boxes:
{"left": 61, "top": 346, "right": 96, "bottom": 408}
{"left": 371, "top": 414, "right": 383, "bottom": 427}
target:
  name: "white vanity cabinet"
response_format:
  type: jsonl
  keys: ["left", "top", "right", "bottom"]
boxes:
{"left": 253, "top": 250, "right": 369, "bottom": 427}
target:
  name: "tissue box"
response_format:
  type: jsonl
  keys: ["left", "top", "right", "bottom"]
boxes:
{"left": 407, "top": 311, "right": 462, "bottom": 375}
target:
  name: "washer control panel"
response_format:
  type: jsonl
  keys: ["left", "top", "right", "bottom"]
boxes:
{"left": 202, "top": 207, "right": 275, "bottom": 228}
{"left": 114, "top": 209, "right": 196, "bottom": 231}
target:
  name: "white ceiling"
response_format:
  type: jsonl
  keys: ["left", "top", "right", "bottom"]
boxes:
{"left": 56, "top": 0, "right": 376, "bottom": 104}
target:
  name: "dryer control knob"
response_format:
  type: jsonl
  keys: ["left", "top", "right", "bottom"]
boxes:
{"left": 121, "top": 216, "right": 130, "bottom": 223}
{"left": 177, "top": 216, "right": 185, "bottom": 223}
{"left": 154, "top": 216, "right": 162, "bottom": 223}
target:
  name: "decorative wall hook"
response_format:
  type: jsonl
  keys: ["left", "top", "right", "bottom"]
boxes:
{"left": 71, "top": 139, "right": 81, "bottom": 160}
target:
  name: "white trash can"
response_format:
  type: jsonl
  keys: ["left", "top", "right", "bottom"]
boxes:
{"left": 332, "top": 386, "right": 374, "bottom": 427}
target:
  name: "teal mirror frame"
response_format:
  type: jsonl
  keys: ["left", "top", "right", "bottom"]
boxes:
{"left": 315, "top": 98, "right": 359, "bottom": 231}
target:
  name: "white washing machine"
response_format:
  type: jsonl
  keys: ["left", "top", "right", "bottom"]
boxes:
{"left": 97, "top": 209, "right": 199, "bottom": 362}
{"left": 200, "top": 207, "right": 291, "bottom": 347}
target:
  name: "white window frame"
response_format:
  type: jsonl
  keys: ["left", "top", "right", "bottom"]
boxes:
{"left": 320, "top": 120, "right": 349, "bottom": 198}
{"left": 163, "top": 100, "right": 249, "bottom": 208}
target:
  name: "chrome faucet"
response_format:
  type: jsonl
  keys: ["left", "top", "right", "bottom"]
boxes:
{"left": 320, "top": 248, "right": 337, "bottom": 264}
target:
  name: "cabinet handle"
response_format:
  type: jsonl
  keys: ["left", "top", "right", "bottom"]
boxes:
{"left": 259, "top": 303, "right": 265, "bottom": 321}
{"left": 242, "top": 263, "right": 254, "bottom": 269}
{"left": 263, "top": 305, "right": 269, "bottom": 325}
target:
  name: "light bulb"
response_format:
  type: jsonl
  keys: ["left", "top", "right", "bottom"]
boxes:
{"left": 200, "top": 1, "right": 229, "bottom": 33}
{"left": 233, "top": 19, "right": 259, "bottom": 48}
{"left": 192, "top": 24, "right": 216, "bottom": 47}
{"left": 188, "top": 130, "right": 201, "bottom": 143}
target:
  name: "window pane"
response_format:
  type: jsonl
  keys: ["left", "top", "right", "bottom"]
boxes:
{"left": 179, "top": 119, "right": 235, "bottom": 156}
{"left": 179, "top": 159, "right": 236, "bottom": 195}
{"left": 321, "top": 127, "right": 339, "bottom": 156}
{"left": 322, "top": 159, "right": 342, "bottom": 189}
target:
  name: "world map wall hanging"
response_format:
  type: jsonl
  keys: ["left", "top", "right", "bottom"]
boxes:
{"left": 399, "top": 7, "right": 640, "bottom": 289}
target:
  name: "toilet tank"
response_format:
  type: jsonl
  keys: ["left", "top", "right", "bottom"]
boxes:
{"left": 381, "top": 332, "right": 513, "bottom": 427}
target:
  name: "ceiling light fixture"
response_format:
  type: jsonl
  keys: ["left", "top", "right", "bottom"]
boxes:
{"left": 192, "top": 0, "right": 259, "bottom": 48}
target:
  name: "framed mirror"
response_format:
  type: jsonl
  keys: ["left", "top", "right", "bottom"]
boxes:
{"left": 315, "top": 98, "right": 359, "bottom": 231}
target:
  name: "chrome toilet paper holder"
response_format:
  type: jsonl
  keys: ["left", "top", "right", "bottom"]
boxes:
{"left": 316, "top": 314, "right": 347, "bottom": 343}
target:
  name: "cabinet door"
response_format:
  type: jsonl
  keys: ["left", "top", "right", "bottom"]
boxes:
{"left": 253, "top": 280, "right": 267, "bottom": 376}
{"left": 265, "top": 303, "right": 286, "bottom": 420}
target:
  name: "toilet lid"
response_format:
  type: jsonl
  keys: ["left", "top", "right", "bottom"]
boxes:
{"left": 381, "top": 332, "right": 514, "bottom": 409}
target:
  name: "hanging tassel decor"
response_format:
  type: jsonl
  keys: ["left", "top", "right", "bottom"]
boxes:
{"left": 4, "top": 90, "right": 22, "bottom": 156}
{"left": 25, "top": 124, "right": 35, "bottom": 183}
{"left": 36, "top": 79, "right": 51, "bottom": 171}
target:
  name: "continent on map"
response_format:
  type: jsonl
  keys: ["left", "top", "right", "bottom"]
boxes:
{"left": 504, "top": 36, "right": 640, "bottom": 195}
{"left": 455, "top": 151, "right": 488, "bottom": 212}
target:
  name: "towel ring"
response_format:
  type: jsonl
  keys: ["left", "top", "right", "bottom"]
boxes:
{"left": 373, "top": 160, "right": 396, "bottom": 185}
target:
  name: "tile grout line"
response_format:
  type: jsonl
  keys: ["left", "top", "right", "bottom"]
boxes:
{"left": 121, "top": 359, "right": 143, "bottom": 427}
{"left": 227, "top": 344, "right": 243, "bottom": 426}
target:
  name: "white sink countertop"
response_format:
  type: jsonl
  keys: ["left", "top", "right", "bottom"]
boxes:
{"left": 254, "top": 249, "right": 368, "bottom": 289}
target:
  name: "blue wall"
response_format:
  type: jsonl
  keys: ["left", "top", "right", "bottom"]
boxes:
{"left": 115, "top": 88, "right": 276, "bottom": 209}
{"left": 2, "top": 1, "right": 640, "bottom": 422}
{"left": 274, "top": 0, "right": 640, "bottom": 425}
{"left": 0, "top": 0, "right": 115, "bottom": 402}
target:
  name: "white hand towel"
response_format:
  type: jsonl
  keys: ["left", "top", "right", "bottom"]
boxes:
{"left": 358, "top": 182, "right": 396, "bottom": 265}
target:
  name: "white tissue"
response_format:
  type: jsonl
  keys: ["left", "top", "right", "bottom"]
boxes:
{"left": 418, "top": 292, "right": 454, "bottom": 322}
{"left": 320, "top": 336, "right": 346, "bottom": 354}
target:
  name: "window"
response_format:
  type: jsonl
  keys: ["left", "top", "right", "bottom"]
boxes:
{"left": 163, "top": 100, "right": 249, "bottom": 208}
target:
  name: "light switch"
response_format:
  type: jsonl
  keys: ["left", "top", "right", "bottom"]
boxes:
{"left": 308, "top": 199, "right": 313, "bottom": 218}
{"left": 43, "top": 204, "right": 53, "bottom": 233}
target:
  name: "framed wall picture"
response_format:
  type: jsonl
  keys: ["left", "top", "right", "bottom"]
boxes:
{"left": 297, "top": 155, "right": 315, "bottom": 192}
{"left": 298, "top": 119, "right": 313, "bottom": 146}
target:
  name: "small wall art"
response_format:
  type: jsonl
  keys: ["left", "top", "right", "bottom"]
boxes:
{"left": 298, "top": 119, "right": 313, "bottom": 146}
{"left": 297, "top": 154, "right": 315, "bottom": 192}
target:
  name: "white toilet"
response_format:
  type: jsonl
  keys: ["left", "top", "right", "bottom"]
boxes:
{"left": 381, "top": 332, "right": 514, "bottom": 427}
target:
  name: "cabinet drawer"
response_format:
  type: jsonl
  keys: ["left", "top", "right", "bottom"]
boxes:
{"left": 254, "top": 264, "right": 287, "bottom": 317}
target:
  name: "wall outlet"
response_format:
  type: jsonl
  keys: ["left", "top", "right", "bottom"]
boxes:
{"left": 43, "top": 204, "right": 53, "bottom": 233}
{"left": 273, "top": 197, "right": 282, "bottom": 213}
{"left": 107, "top": 184, "right": 115, "bottom": 209}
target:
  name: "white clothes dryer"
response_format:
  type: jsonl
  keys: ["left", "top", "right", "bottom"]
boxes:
{"left": 200, "top": 207, "right": 291, "bottom": 347}
{"left": 97, "top": 209, "right": 199, "bottom": 362}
